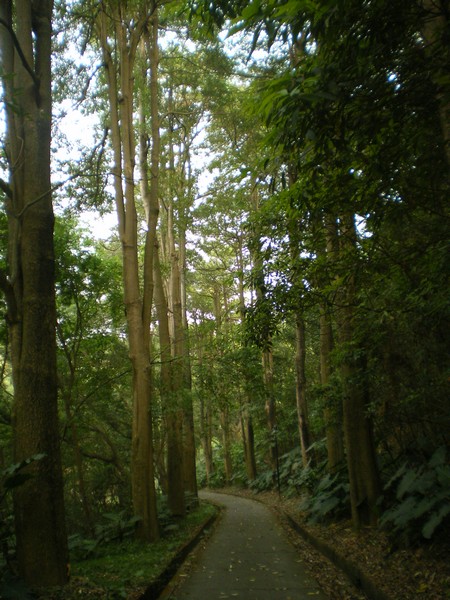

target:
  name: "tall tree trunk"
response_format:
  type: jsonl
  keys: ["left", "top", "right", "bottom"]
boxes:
{"left": 240, "top": 405, "right": 257, "bottom": 481}
{"left": 179, "top": 223, "right": 198, "bottom": 500}
{"left": 321, "top": 214, "right": 344, "bottom": 472}
{"left": 262, "top": 347, "right": 277, "bottom": 468}
{"left": 338, "top": 214, "right": 381, "bottom": 528}
{"left": 154, "top": 244, "right": 185, "bottom": 517}
{"left": 237, "top": 236, "right": 257, "bottom": 481}
{"left": 250, "top": 187, "right": 277, "bottom": 468}
{"left": 220, "top": 405, "right": 233, "bottom": 484}
{"left": 294, "top": 315, "right": 311, "bottom": 467}
{"left": 0, "top": 1, "right": 69, "bottom": 586}
{"left": 421, "top": 0, "right": 450, "bottom": 168}
{"left": 320, "top": 308, "right": 344, "bottom": 472}
{"left": 62, "top": 392, "right": 95, "bottom": 536}
{"left": 197, "top": 334, "right": 214, "bottom": 484}
{"left": 163, "top": 121, "right": 187, "bottom": 516}
{"left": 98, "top": 3, "right": 158, "bottom": 541}
{"left": 285, "top": 167, "right": 313, "bottom": 469}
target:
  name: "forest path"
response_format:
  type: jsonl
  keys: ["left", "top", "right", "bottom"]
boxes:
{"left": 159, "top": 490, "right": 328, "bottom": 599}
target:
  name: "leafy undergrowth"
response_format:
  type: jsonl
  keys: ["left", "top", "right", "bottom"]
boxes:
{"left": 35, "top": 502, "right": 217, "bottom": 600}
{"left": 220, "top": 487, "right": 450, "bottom": 600}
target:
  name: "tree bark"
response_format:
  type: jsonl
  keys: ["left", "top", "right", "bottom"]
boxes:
{"left": 421, "top": 0, "right": 450, "bottom": 168}
{"left": 154, "top": 244, "right": 185, "bottom": 517}
{"left": 321, "top": 213, "right": 344, "bottom": 472}
{"left": 220, "top": 405, "right": 233, "bottom": 484}
{"left": 237, "top": 236, "right": 257, "bottom": 481}
{"left": 262, "top": 347, "right": 277, "bottom": 468}
{"left": 98, "top": 2, "right": 159, "bottom": 541}
{"left": 0, "top": 0, "right": 68, "bottom": 586}
{"left": 179, "top": 220, "right": 198, "bottom": 500}
{"left": 337, "top": 214, "right": 381, "bottom": 528}
{"left": 294, "top": 315, "right": 311, "bottom": 468}
{"left": 197, "top": 335, "right": 214, "bottom": 484}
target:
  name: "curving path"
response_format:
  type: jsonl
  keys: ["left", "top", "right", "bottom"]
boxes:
{"left": 160, "top": 490, "right": 328, "bottom": 600}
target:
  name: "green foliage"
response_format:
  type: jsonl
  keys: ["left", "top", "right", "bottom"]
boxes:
{"left": 0, "top": 455, "right": 47, "bottom": 599}
{"left": 0, "top": 573, "right": 33, "bottom": 600}
{"left": 0, "top": 454, "right": 46, "bottom": 503}
{"left": 249, "top": 469, "right": 274, "bottom": 493}
{"left": 56, "top": 503, "right": 217, "bottom": 600}
{"left": 0, "top": 455, "right": 47, "bottom": 568}
{"left": 277, "top": 448, "right": 314, "bottom": 497}
{"left": 379, "top": 446, "right": 450, "bottom": 545}
{"left": 299, "top": 470, "right": 351, "bottom": 523}
{"left": 68, "top": 511, "right": 141, "bottom": 560}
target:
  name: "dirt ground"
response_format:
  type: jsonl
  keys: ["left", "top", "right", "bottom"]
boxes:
{"left": 217, "top": 487, "right": 450, "bottom": 600}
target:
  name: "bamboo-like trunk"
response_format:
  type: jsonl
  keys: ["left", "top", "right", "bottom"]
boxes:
{"left": 98, "top": 4, "right": 159, "bottom": 541}
{"left": 154, "top": 244, "right": 185, "bottom": 517}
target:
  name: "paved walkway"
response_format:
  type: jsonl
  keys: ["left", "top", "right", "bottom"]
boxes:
{"left": 161, "top": 490, "right": 327, "bottom": 600}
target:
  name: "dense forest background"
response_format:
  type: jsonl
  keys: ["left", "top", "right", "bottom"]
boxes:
{"left": 0, "top": 0, "right": 449, "bottom": 592}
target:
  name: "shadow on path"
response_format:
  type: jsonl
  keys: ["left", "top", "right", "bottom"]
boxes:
{"left": 160, "top": 490, "right": 328, "bottom": 600}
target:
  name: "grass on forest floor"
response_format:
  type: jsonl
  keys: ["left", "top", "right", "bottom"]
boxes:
{"left": 36, "top": 501, "right": 217, "bottom": 600}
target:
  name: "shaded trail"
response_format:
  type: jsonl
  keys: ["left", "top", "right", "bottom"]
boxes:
{"left": 161, "top": 490, "right": 327, "bottom": 599}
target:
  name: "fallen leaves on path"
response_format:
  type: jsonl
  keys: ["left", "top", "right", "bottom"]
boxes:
{"left": 220, "top": 488, "right": 450, "bottom": 600}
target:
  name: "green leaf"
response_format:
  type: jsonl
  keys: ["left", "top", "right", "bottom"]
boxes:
{"left": 240, "top": 0, "right": 262, "bottom": 21}
{"left": 422, "top": 504, "right": 450, "bottom": 539}
{"left": 397, "top": 469, "right": 418, "bottom": 500}
{"left": 428, "top": 446, "right": 447, "bottom": 468}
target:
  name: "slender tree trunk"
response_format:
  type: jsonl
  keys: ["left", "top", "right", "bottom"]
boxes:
{"left": 179, "top": 224, "right": 198, "bottom": 500}
{"left": 0, "top": 1, "right": 68, "bottom": 586}
{"left": 164, "top": 158, "right": 187, "bottom": 515}
{"left": 154, "top": 244, "right": 185, "bottom": 517}
{"left": 338, "top": 214, "right": 381, "bottom": 528}
{"left": 284, "top": 167, "right": 314, "bottom": 469}
{"left": 321, "top": 214, "right": 344, "bottom": 472}
{"left": 220, "top": 405, "right": 233, "bottom": 484}
{"left": 240, "top": 406, "right": 257, "bottom": 480}
{"left": 62, "top": 389, "right": 95, "bottom": 536}
{"left": 237, "top": 237, "right": 257, "bottom": 480}
{"left": 320, "top": 308, "right": 344, "bottom": 472}
{"left": 421, "top": 0, "right": 450, "bottom": 168}
{"left": 262, "top": 347, "right": 277, "bottom": 468}
{"left": 199, "top": 395, "right": 213, "bottom": 484}
{"left": 250, "top": 187, "right": 277, "bottom": 468}
{"left": 198, "top": 337, "right": 214, "bottom": 484}
{"left": 98, "top": 4, "right": 158, "bottom": 541}
{"left": 294, "top": 315, "right": 311, "bottom": 467}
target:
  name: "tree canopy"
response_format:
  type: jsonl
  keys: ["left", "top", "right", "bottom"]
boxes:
{"left": 0, "top": 0, "right": 448, "bottom": 593}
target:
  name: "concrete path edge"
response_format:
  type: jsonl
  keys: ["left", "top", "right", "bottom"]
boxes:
{"left": 139, "top": 492, "right": 392, "bottom": 600}
{"left": 282, "top": 513, "right": 392, "bottom": 600}
{"left": 138, "top": 506, "right": 221, "bottom": 600}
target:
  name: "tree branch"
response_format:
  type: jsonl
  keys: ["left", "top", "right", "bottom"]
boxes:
{"left": 0, "top": 17, "right": 40, "bottom": 90}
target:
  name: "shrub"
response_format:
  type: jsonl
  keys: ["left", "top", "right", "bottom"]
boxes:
{"left": 249, "top": 469, "right": 275, "bottom": 493}
{"left": 299, "top": 469, "right": 350, "bottom": 523}
{"left": 379, "top": 445, "right": 450, "bottom": 545}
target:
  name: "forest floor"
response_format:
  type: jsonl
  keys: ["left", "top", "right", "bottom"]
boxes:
{"left": 215, "top": 487, "right": 450, "bottom": 600}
